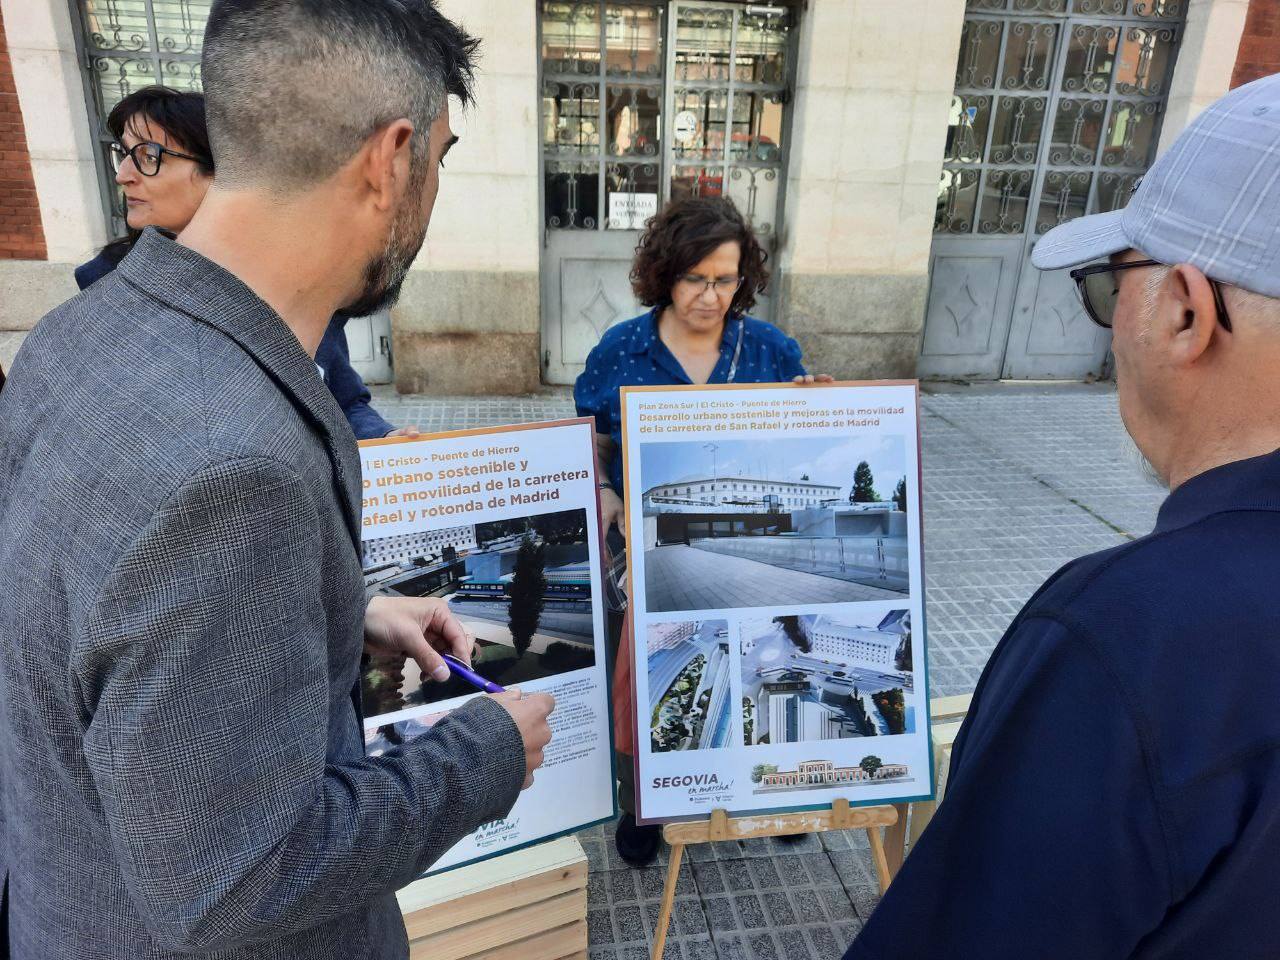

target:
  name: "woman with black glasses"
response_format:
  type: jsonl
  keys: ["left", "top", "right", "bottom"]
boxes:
{"left": 75, "top": 87, "right": 214, "bottom": 289}
{"left": 575, "top": 196, "right": 828, "bottom": 866}
{"left": 74, "top": 86, "right": 412, "bottom": 440}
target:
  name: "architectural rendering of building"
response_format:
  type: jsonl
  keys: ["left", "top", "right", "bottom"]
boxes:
{"left": 766, "top": 689, "right": 849, "bottom": 744}
{"left": 757, "top": 759, "right": 910, "bottom": 790}
{"left": 644, "top": 477, "right": 841, "bottom": 511}
{"left": 808, "top": 616, "right": 900, "bottom": 669}
{"left": 362, "top": 524, "right": 478, "bottom": 569}
{"left": 648, "top": 621, "right": 698, "bottom": 655}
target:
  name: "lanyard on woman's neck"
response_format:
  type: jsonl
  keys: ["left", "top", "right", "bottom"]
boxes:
{"left": 726, "top": 317, "right": 746, "bottom": 383}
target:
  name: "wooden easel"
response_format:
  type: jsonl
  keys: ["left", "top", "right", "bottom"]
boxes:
{"left": 649, "top": 800, "right": 906, "bottom": 960}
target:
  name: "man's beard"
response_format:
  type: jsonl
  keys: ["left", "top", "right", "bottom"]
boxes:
{"left": 1120, "top": 426, "right": 1166, "bottom": 489}
{"left": 342, "top": 195, "right": 428, "bottom": 318}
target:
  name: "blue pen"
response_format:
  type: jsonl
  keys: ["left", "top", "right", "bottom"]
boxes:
{"left": 441, "top": 653, "right": 505, "bottom": 694}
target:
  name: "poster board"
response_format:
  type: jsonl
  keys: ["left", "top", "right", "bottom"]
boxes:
{"left": 358, "top": 418, "right": 616, "bottom": 872}
{"left": 620, "top": 382, "right": 932, "bottom": 824}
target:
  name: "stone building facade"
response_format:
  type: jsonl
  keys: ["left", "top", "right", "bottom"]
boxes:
{"left": 0, "top": 0, "right": 1269, "bottom": 389}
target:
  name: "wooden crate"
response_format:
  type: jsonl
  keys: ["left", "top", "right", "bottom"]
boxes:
{"left": 396, "top": 836, "right": 588, "bottom": 960}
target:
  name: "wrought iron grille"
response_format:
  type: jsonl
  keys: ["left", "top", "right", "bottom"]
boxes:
{"left": 936, "top": 0, "right": 1183, "bottom": 237}
{"left": 72, "top": 0, "right": 211, "bottom": 232}
{"left": 665, "top": 3, "right": 791, "bottom": 239}
{"left": 539, "top": 1, "right": 794, "bottom": 238}
{"left": 541, "top": 1, "right": 666, "bottom": 231}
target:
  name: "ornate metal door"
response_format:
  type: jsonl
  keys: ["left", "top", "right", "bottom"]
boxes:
{"left": 920, "top": 0, "right": 1183, "bottom": 381}
{"left": 539, "top": 1, "right": 795, "bottom": 385}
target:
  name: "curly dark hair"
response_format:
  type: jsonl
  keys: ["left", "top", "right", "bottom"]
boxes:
{"left": 631, "top": 197, "right": 769, "bottom": 319}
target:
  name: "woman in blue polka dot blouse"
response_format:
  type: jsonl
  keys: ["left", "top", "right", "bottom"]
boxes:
{"left": 575, "top": 196, "right": 828, "bottom": 866}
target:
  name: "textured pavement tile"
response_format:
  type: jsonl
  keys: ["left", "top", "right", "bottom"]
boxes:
{"left": 589, "top": 872, "right": 608, "bottom": 907}
{"left": 746, "top": 931, "right": 782, "bottom": 960}
{"left": 733, "top": 892, "right": 769, "bottom": 929}
{"left": 806, "top": 925, "right": 843, "bottom": 959}
{"left": 692, "top": 860, "right": 726, "bottom": 895}
{"left": 614, "top": 904, "right": 646, "bottom": 944}
{"left": 777, "top": 927, "right": 817, "bottom": 960}
{"left": 703, "top": 895, "right": 738, "bottom": 933}
{"left": 720, "top": 859, "right": 755, "bottom": 893}
{"left": 774, "top": 855, "right": 810, "bottom": 887}
{"left": 748, "top": 858, "right": 782, "bottom": 889}
{"left": 707, "top": 934, "right": 751, "bottom": 960}
{"left": 762, "top": 891, "right": 797, "bottom": 926}
{"left": 590, "top": 907, "right": 615, "bottom": 946}
{"left": 820, "top": 885, "right": 860, "bottom": 922}
{"left": 793, "top": 888, "right": 830, "bottom": 925}
{"left": 609, "top": 870, "right": 640, "bottom": 904}
{"left": 675, "top": 898, "right": 711, "bottom": 936}
{"left": 682, "top": 937, "right": 719, "bottom": 960}
{"left": 804, "top": 855, "right": 840, "bottom": 886}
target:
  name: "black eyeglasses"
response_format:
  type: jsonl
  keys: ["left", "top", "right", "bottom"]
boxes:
{"left": 109, "top": 140, "right": 203, "bottom": 177}
{"left": 1069, "top": 259, "right": 1233, "bottom": 332}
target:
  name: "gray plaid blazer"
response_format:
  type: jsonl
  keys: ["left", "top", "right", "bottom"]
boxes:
{"left": 0, "top": 229, "right": 526, "bottom": 959}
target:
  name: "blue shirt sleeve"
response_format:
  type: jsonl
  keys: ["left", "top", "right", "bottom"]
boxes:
{"left": 317, "top": 318, "right": 396, "bottom": 441}
{"left": 846, "top": 617, "right": 1171, "bottom": 960}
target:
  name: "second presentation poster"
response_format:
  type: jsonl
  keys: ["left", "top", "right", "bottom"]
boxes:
{"left": 621, "top": 382, "right": 932, "bottom": 824}
{"left": 357, "top": 419, "right": 615, "bottom": 872}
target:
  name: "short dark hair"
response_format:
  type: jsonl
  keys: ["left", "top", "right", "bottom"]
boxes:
{"left": 107, "top": 86, "right": 214, "bottom": 174}
{"left": 631, "top": 197, "right": 769, "bottom": 319}
{"left": 203, "top": 0, "right": 480, "bottom": 189}
{"left": 101, "top": 86, "right": 214, "bottom": 261}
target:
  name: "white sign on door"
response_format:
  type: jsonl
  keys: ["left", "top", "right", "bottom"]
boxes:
{"left": 674, "top": 109, "right": 700, "bottom": 147}
{"left": 609, "top": 192, "right": 659, "bottom": 230}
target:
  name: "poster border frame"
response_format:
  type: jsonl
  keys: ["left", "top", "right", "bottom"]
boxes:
{"left": 358, "top": 416, "right": 620, "bottom": 873}
{"left": 618, "top": 380, "right": 936, "bottom": 825}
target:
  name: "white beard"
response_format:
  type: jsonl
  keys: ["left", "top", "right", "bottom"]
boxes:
{"left": 1120, "top": 429, "right": 1167, "bottom": 489}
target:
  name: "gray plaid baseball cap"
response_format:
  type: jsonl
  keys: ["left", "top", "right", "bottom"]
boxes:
{"left": 1032, "top": 73, "right": 1280, "bottom": 298}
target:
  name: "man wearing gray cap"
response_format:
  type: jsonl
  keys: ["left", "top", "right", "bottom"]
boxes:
{"left": 845, "top": 73, "right": 1280, "bottom": 960}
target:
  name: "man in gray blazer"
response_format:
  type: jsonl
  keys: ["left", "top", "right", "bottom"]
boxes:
{"left": 0, "top": 2, "right": 554, "bottom": 957}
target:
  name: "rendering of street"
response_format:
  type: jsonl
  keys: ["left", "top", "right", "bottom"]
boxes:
{"left": 361, "top": 510, "right": 597, "bottom": 718}
{"left": 647, "top": 620, "right": 734, "bottom": 753}
{"left": 639, "top": 436, "right": 911, "bottom": 613}
{"left": 741, "top": 614, "right": 915, "bottom": 745}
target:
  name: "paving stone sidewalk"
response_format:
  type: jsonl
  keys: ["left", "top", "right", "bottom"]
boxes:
{"left": 376, "top": 382, "right": 1167, "bottom": 960}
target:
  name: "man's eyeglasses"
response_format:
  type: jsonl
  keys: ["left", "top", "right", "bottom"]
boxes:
{"left": 110, "top": 140, "right": 202, "bottom": 177}
{"left": 1069, "top": 259, "right": 1233, "bottom": 332}
{"left": 677, "top": 275, "right": 743, "bottom": 298}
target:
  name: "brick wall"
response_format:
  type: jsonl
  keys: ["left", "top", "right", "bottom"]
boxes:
{"left": 0, "top": 6, "right": 48, "bottom": 261}
{"left": 1233, "top": 0, "right": 1280, "bottom": 89}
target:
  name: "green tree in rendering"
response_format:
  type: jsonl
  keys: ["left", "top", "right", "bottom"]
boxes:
{"left": 507, "top": 535, "right": 547, "bottom": 659}
{"left": 872, "top": 689, "right": 907, "bottom": 736}
{"left": 859, "top": 755, "right": 884, "bottom": 778}
{"left": 750, "top": 763, "right": 778, "bottom": 784}
{"left": 850, "top": 461, "right": 880, "bottom": 503}
{"left": 892, "top": 477, "right": 907, "bottom": 513}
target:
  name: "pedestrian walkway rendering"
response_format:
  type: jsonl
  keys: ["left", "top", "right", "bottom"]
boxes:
{"left": 375, "top": 382, "right": 1167, "bottom": 960}
{"left": 645, "top": 543, "right": 903, "bottom": 612}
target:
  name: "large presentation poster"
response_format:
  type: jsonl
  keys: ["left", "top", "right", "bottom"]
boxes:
{"left": 358, "top": 419, "right": 615, "bottom": 873}
{"left": 621, "top": 383, "right": 931, "bottom": 824}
